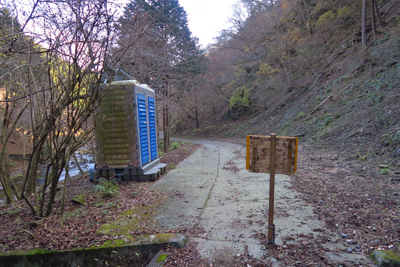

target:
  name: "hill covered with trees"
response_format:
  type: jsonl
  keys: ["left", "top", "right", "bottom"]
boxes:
{"left": 172, "top": 0, "right": 400, "bottom": 168}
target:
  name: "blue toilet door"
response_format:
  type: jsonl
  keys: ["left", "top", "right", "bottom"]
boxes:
{"left": 137, "top": 94, "right": 149, "bottom": 165}
{"left": 148, "top": 96, "right": 157, "bottom": 161}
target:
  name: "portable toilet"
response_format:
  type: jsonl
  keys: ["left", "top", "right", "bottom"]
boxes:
{"left": 90, "top": 80, "right": 166, "bottom": 182}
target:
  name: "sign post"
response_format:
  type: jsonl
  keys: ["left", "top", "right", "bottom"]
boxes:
{"left": 246, "top": 134, "right": 298, "bottom": 244}
{"left": 268, "top": 134, "right": 276, "bottom": 243}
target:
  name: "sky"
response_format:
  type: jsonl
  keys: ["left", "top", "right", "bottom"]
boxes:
{"left": 178, "top": 0, "right": 240, "bottom": 48}
{"left": 115, "top": 0, "right": 240, "bottom": 48}
{"left": 9, "top": 0, "right": 241, "bottom": 49}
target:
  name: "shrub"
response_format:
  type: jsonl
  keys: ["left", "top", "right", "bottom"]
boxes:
{"left": 257, "top": 63, "right": 279, "bottom": 76}
{"left": 337, "top": 6, "right": 351, "bottom": 18}
{"left": 229, "top": 86, "right": 250, "bottom": 111}
{"left": 169, "top": 164, "right": 176, "bottom": 169}
{"left": 297, "top": 111, "right": 304, "bottom": 120}
{"left": 95, "top": 178, "right": 119, "bottom": 197}
{"left": 170, "top": 141, "right": 180, "bottom": 150}
{"left": 282, "top": 120, "right": 291, "bottom": 128}
{"left": 379, "top": 168, "right": 389, "bottom": 175}
{"left": 317, "top": 11, "right": 336, "bottom": 26}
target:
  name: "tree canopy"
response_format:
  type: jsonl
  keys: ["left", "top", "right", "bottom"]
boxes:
{"left": 116, "top": 0, "right": 204, "bottom": 86}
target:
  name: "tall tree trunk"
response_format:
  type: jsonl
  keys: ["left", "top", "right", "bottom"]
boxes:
{"left": 362, "top": 0, "right": 368, "bottom": 51}
{"left": 46, "top": 136, "right": 73, "bottom": 216}
{"left": 163, "top": 105, "right": 167, "bottom": 153}
{"left": 60, "top": 148, "right": 72, "bottom": 226}
{"left": 46, "top": 160, "right": 64, "bottom": 217}
{"left": 0, "top": 97, "right": 13, "bottom": 204}
{"left": 195, "top": 88, "right": 199, "bottom": 128}
{"left": 10, "top": 181, "right": 21, "bottom": 200}
{"left": 195, "top": 107, "right": 199, "bottom": 129}
{"left": 0, "top": 152, "right": 13, "bottom": 204}
{"left": 73, "top": 152, "right": 85, "bottom": 176}
{"left": 20, "top": 144, "right": 43, "bottom": 217}
{"left": 163, "top": 105, "right": 169, "bottom": 153}
{"left": 372, "top": 0, "right": 388, "bottom": 27}
{"left": 166, "top": 85, "right": 170, "bottom": 149}
{"left": 372, "top": 0, "right": 377, "bottom": 38}
{"left": 163, "top": 84, "right": 170, "bottom": 153}
{"left": 40, "top": 164, "right": 51, "bottom": 218}
{"left": 25, "top": 147, "right": 40, "bottom": 198}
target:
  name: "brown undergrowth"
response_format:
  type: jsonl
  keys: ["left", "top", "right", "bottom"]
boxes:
{"left": 0, "top": 142, "right": 201, "bottom": 254}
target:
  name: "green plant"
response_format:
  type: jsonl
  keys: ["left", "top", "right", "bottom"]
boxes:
{"left": 63, "top": 212, "right": 74, "bottom": 220}
{"left": 337, "top": 6, "right": 351, "bottom": 18}
{"left": 321, "top": 129, "right": 330, "bottom": 136}
{"left": 73, "top": 207, "right": 83, "bottom": 216}
{"left": 229, "top": 131, "right": 236, "bottom": 137}
{"left": 168, "top": 164, "right": 176, "bottom": 170}
{"left": 318, "top": 116, "right": 333, "bottom": 129}
{"left": 282, "top": 120, "right": 291, "bottom": 128}
{"left": 317, "top": 11, "right": 336, "bottom": 26}
{"left": 104, "top": 202, "right": 117, "bottom": 210}
{"left": 379, "top": 168, "right": 389, "bottom": 175}
{"left": 296, "top": 111, "right": 304, "bottom": 120}
{"left": 257, "top": 63, "right": 279, "bottom": 76}
{"left": 131, "top": 191, "right": 141, "bottom": 198}
{"left": 95, "top": 178, "right": 119, "bottom": 197}
{"left": 93, "top": 201, "right": 105, "bottom": 208}
{"left": 333, "top": 75, "right": 349, "bottom": 84}
{"left": 170, "top": 141, "right": 180, "bottom": 150}
{"left": 7, "top": 206, "right": 21, "bottom": 215}
{"left": 229, "top": 86, "right": 250, "bottom": 111}
{"left": 159, "top": 140, "right": 164, "bottom": 148}
{"left": 359, "top": 155, "right": 367, "bottom": 161}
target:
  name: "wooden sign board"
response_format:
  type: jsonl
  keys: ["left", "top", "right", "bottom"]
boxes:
{"left": 246, "top": 135, "right": 298, "bottom": 175}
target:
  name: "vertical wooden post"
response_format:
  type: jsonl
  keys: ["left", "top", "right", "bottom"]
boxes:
{"left": 268, "top": 133, "right": 276, "bottom": 244}
{"left": 251, "top": 138, "right": 258, "bottom": 172}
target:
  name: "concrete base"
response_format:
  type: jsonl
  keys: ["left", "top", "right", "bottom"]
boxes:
{"left": 0, "top": 234, "right": 186, "bottom": 267}
{"left": 90, "top": 160, "right": 167, "bottom": 182}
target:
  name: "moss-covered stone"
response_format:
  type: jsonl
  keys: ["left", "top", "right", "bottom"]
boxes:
{"left": 157, "top": 253, "right": 168, "bottom": 262}
{"left": 97, "top": 205, "right": 153, "bottom": 235}
{"left": 0, "top": 232, "right": 186, "bottom": 267}
{"left": 71, "top": 194, "right": 85, "bottom": 205}
{"left": 371, "top": 250, "right": 400, "bottom": 267}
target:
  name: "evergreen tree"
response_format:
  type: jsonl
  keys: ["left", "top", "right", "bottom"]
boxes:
{"left": 117, "top": 0, "right": 203, "bottom": 85}
{"left": 117, "top": 0, "right": 206, "bottom": 151}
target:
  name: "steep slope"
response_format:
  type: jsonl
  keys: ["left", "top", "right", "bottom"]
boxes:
{"left": 173, "top": 0, "right": 400, "bottom": 173}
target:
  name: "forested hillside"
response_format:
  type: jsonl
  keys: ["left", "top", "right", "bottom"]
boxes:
{"left": 173, "top": 0, "right": 400, "bottom": 166}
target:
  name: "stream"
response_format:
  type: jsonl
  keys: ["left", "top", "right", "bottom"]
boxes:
{"left": 0, "top": 152, "right": 94, "bottom": 206}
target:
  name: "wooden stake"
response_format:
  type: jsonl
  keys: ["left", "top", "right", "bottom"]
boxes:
{"left": 268, "top": 133, "right": 276, "bottom": 244}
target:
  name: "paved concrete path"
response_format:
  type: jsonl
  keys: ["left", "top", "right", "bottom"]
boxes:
{"left": 152, "top": 139, "right": 370, "bottom": 264}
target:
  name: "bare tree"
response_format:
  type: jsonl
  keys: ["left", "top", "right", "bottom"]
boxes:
{"left": 372, "top": 0, "right": 388, "bottom": 28}
{"left": 0, "top": 0, "right": 116, "bottom": 217}
{"left": 362, "top": 0, "right": 368, "bottom": 51}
